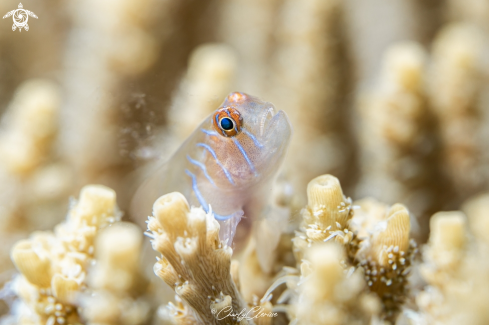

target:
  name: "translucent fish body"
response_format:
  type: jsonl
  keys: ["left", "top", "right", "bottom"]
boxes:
{"left": 132, "top": 92, "right": 292, "bottom": 247}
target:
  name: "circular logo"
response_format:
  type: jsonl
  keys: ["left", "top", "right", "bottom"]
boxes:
{"left": 13, "top": 10, "right": 28, "bottom": 27}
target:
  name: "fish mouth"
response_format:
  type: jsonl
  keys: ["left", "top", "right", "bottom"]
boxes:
{"left": 259, "top": 106, "right": 276, "bottom": 137}
{"left": 259, "top": 107, "right": 291, "bottom": 139}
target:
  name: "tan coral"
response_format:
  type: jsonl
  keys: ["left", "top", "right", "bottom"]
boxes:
{"left": 11, "top": 239, "right": 53, "bottom": 288}
{"left": 82, "top": 222, "right": 149, "bottom": 325}
{"left": 237, "top": 241, "right": 275, "bottom": 303}
{"left": 294, "top": 175, "right": 355, "bottom": 262}
{"left": 294, "top": 243, "right": 380, "bottom": 325}
{"left": 156, "top": 295, "right": 199, "bottom": 325}
{"left": 416, "top": 212, "right": 470, "bottom": 324}
{"left": 298, "top": 175, "right": 415, "bottom": 322}
{"left": 89, "top": 222, "right": 142, "bottom": 292}
{"left": 0, "top": 79, "right": 60, "bottom": 175}
{"left": 304, "top": 175, "right": 353, "bottom": 232}
{"left": 423, "top": 212, "right": 467, "bottom": 277}
{"left": 268, "top": 0, "right": 353, "bottom": 206}
{"left": 0, "top": 79, "right": 63, "bottom": 278}
{"left": 70, "top": 184, "right": 118, "bottom": 228}
{"left": 369, "top": 204, "right": 411, "bottom": 266}
{"left": 355, "top": 41, "right": 437, "bottom": 227}
{"left": 462, "top": 193, "right": 489, "bottom": 246}
{"left": 147, "top": 192, "right": 252, "bottom": 324}
{"left": 59, "top": 0, "right": 163, "bottom": 186}
{"left": 349, "top": 198, "right": 389, "bottom": 239}
{"left": 10, "top": 184, "right": 121, "bottom": 325}
{"left": 414, "top": 210, "right": 489, "bottom": 325}
{"left": 51, "top": 274, "right": 81, "bottom": 305}
{"left": 356, "top": 203, "right": 414, "bottom": 321}
{"left": 428, "top": 23, "right": 488, "bottom": 199}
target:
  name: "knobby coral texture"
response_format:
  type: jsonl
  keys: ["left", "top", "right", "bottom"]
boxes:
{"left": 2, "top": 175, "right": 488, "bottom": 325}
{"left": 3, "top": 0, "right": 489, "bottom": 324}
{"left": 7, "top": 185, "right": 149, "bottom": 325}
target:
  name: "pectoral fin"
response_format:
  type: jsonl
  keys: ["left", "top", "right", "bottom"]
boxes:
{"left": 217, "top": 211, "right": 243, "bottom": 247}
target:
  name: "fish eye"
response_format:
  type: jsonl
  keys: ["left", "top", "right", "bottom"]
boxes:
{"left": 213, "top": 107, "right": 243, "bottom": 137}
{"left": 220, "top": 117, "right": 234, "bottom": 130}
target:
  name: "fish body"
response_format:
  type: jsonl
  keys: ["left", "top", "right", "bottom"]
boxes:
{"left": 132, "top": 92, "right": 291, "bottom": 263}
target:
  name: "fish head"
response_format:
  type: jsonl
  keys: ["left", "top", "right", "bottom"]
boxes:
{"left": 199, "top": 92, "right": 292, "bottom": 189}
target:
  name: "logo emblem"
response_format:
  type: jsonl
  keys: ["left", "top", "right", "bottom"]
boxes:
{"left": 3, "top": 3, "right": 38, "bottom": 32}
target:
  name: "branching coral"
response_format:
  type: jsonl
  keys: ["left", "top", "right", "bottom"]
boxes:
{"left": 291, "top": 175, "right": 415, "bottom": 323}
{"left": 462, "top": 193, "right": 489, "bottom": 247}
{"left": 356, "top": 41, "right": 440, "bottom": 227}
{"left": 268, "top": 0, "right": 353, "bottom": 204}
{"left": 81, "top": 222, "right": 149, "bottom": 325}
{"left": 294, "top": 243, "right": 381, "bottom": 325}
{"left": 413, "top": 196, "right": 489, "bottom": 325}
{"left": 0, "top": 79, "right": 60, "bottom": 175}
{"left": 5, "top": 1, "right": 489, "bottom": 324}
{"left": 293, "top": 175, "right": 355, "bottom": 263}
{"left": 415, "top": 212, "right": 469, "bottom": 324}
{"left": 4, "top": 177, "right": 489, "bottom": 325}
{"left": 146, "top": 192, "right": 253, "bottom": 324}
{"left": 156, "top": 295, "right": 198, "bottom": 325}
{"left": 9, "top": 185, "right": 123, "bottom": 325}
{"left": 0, "top": 79, "right": 68, "bottom": 228}
{"left": 353, "top": 203, "right": 415, "bottom": 321}
{"left": 427, "top": 23, "right": 488, "bottom": 199}
{"left": 59, "top": 0, "right": 160, "bottom": 185}
{"left": 0, "top": 78, "right": 63, "bottom": 290}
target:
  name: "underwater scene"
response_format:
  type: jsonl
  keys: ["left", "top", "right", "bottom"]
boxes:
{"left": 1, "top": 0, "right": 489, "bottom": 324}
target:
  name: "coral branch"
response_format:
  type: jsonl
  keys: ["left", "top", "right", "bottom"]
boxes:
{"left": 295, "top": 244, "right": 380, "bottom": 325}
{"left": 147, "top": 192, "right": 252, "bottom": 324}
{"left": 10, "top": 185, "right": 122, "bottom": 325}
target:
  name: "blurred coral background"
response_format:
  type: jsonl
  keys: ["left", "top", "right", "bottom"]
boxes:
{"left": 1, "top": 0, "right": 489, "bottom": 323}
